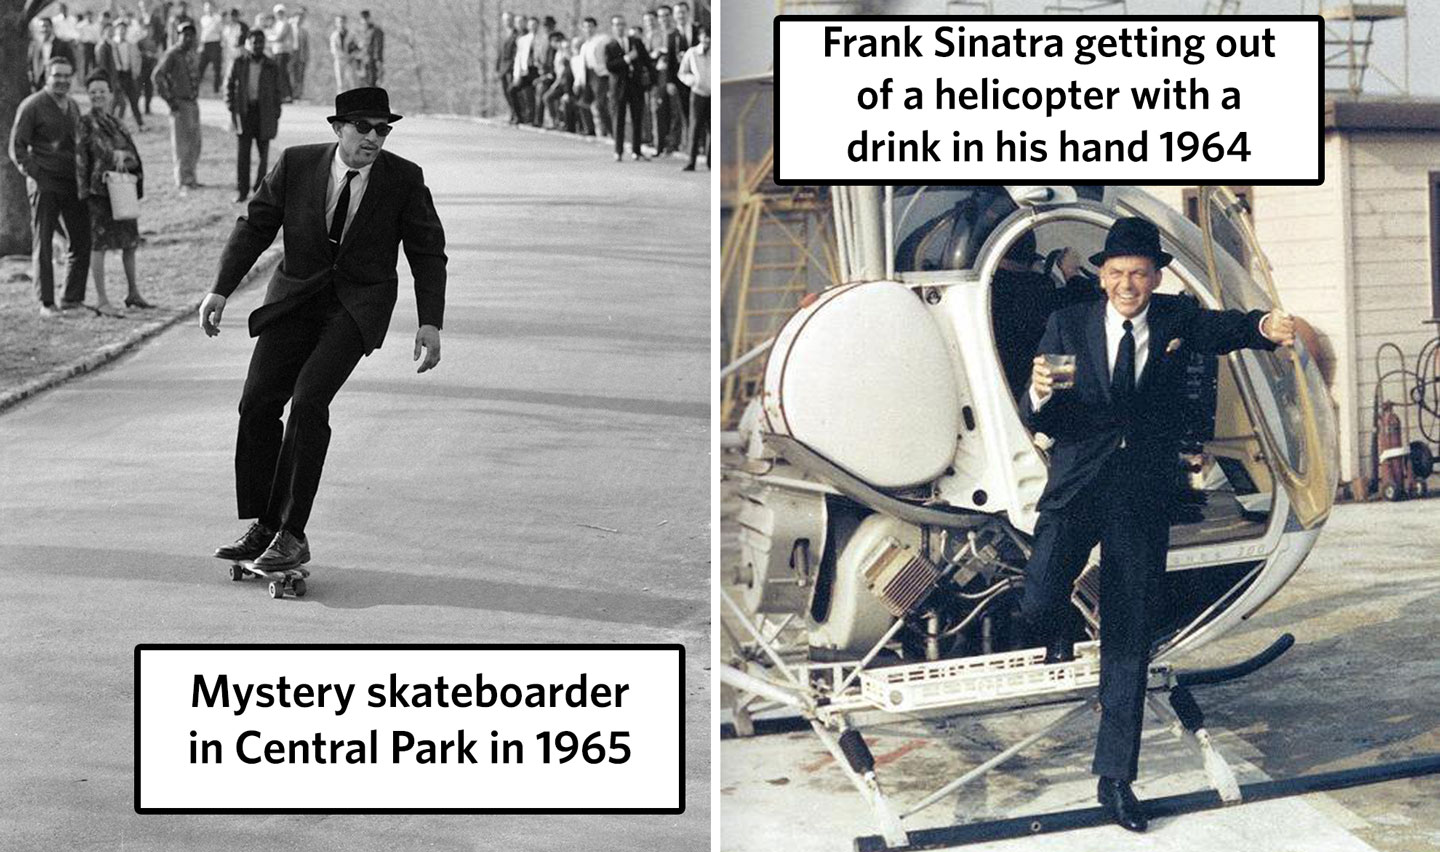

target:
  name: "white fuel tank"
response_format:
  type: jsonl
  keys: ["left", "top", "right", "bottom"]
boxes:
{"left": 761, "top": 281, "right": 961, "bottom": 489}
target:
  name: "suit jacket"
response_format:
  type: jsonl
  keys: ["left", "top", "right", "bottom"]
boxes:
{"left": 95, "top": 40, "right": 117, "bottom": 85}
{"left": 28, "top": 38, "right": 77, "bottom": 90}
{"left": 210, "top": 142, "right": 447, "bottom": 354}
{"left": 604, "top": 35, "right": 651, "bottom": 98}
{"left": 224, "top": 53, "right": 282, "bottom": 139}
{"left": 1020, "top": 293, "right": 1276, "bottom": 512}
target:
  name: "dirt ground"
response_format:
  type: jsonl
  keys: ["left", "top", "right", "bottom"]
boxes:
{"left": 0, "top": 110, "right": 241, "bottom": 397}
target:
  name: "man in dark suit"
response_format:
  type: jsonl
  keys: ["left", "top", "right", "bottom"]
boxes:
{"left": 1019, "top": 217, "right": 1295, "bottom": 832}
{"left": 605, "top": 15, "right": 650, "bottom": 162}
{"left": 225, "top": 29, "right": 283, "bottom": 202}
{"left": 28, "top": 18, "right": 78, "bottom": 92}
{"left": 199, "top": 87, "right": 447, "bottom": 569}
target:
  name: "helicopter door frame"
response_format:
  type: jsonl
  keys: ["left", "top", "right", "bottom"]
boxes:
{"left": 1194, "top": 185, "right": 1337, "bottom": 529}
{"left": 961, "top": 206, "right": 1294, "bottom": 573}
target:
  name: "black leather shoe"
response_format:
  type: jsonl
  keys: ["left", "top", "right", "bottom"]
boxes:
{"left": 215, "top": 521, "right": 276, "bottom": 561}
{"left": 254, "top": 530, "right": 311, "bottom": 569}
{"left": 1044, "top": 637, "right": 1075, "bottom": 665}
{"left": 1097, "top": 777, "right": 1147, "bottom": 833}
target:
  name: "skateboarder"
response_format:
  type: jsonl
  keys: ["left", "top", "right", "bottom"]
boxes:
{"left": 199, "top": 86, "right": 447, "bottom": 569}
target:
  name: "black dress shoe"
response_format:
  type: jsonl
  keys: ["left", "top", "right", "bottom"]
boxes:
{"left": 1044, "top": 637, "right": 1075, "bottom": 665}
{"left": 1097, "top": 777, "right": 1147, "bottom": 833}
{"left": 254, "top": 530, "right": 311, "bottom": 569}
{"left": 215, "top": 521, "right": 276, "bottom": 561}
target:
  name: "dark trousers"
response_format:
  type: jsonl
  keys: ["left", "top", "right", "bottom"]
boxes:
{"left": 670, "top": 80, "right": 691, "bottom": 151}
{"left": 235, "top": 286, "right": 366, "bottom": 536}
{"left": 276, "top": 52, "right": 294, "bottom": 100}
{"left": 1021, "top": 450, "right": 1168, "bottom": 782}
{"left": 590, "top": 75, "right": 612, "bottom": 137}
{"left": 687, "top": 93, "right": 710, "bottom": 167}
{"left": 236, "top": 127, "right": 270, "bottom": 194}
{"left": 510, "top": 75, "right": 535, "bottom": 125}
{"left": 500, "top": 76, "right": 519, "bottom": 122}
{"left": 199, "top": 41, "right": 224, "bottom": 91}
{"left": 28, "top": 186, "right": 91, "bottom": 307}
{"left": 610, "top": 81, "right": 645, "bottom": 156}
{"left": 650, "top": 84, "right": 672, "bottom": 152}
{"left": 140, "top": 55, "right": 156, "bottom": 112}
{"left": 114, "top": 71, "right": 144, "bottom": 125}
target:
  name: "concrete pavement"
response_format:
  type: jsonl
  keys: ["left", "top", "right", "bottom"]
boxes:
{"left": 720, "top": 497, "right": 1440, "bottom": 852}
{"left": 1, "top": 99, "right": 710, "bottom": 850}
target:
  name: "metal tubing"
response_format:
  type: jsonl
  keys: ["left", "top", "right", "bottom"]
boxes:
{"left": 902, "top": 700, "right": 1094, "bottom": 818}
{"left": 721, "top": 590, "right": 804, "bottom": 686}
{"left": 720, "top": 665, "right": 808, "bottom": 711}
{"left": 860, "top": 753, "right": 1440, "bottom": 851}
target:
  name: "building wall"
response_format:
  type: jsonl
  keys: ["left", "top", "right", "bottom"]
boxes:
{"left": 1345, "top": 131, "right": 1440, "bottom": 486}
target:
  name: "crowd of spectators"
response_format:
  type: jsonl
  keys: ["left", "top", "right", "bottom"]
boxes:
{"left": 9, "top": 2, "right": 706, "bottom": 319}
{"left": 497, "top": 5, "right": 711, "bottom": 170}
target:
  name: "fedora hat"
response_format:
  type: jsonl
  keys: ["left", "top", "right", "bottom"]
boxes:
{"left": 327, "top": 87, "right": 403, "bottom": 124}
{"left": 1088, "top": 217, "right": 1172, "bottom": 269}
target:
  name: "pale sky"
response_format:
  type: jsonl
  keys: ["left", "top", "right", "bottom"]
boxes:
{"left": 722, "top": 0, "right": 1439, "bottom": 97}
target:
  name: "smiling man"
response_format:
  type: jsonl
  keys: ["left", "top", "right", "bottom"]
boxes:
{"left": 198, "top": 86, "right": 447, "bottom": 570}
{"left": 1019, "top": 216, "right": 1295, "bottom": 833}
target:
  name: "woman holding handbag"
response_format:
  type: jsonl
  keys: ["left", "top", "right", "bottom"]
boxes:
{"left": 76, "top": 71, "right": 152, "bottom": 317}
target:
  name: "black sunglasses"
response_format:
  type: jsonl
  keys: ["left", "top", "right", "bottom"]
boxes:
{"left": 348, "top": 120, "right": 393, "bottom": 137}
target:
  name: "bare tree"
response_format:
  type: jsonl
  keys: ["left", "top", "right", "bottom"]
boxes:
{"left": 1, "top": 0, "right": 47, "bottom": 256}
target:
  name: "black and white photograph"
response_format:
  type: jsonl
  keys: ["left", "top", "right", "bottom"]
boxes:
{"left": 1, "top": 0, "right": 711, "bottom": 847}
{"left": 719, "top": 2, "right": 1440, "bottom": 851}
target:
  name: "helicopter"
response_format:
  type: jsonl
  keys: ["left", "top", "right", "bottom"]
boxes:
{"left": 719, "top": 180, "right": 1340, "bottom": 848}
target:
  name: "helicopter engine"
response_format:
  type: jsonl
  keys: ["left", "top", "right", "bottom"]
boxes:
{"left": 735, "top": 484, "right": 1035, "bottom": 661}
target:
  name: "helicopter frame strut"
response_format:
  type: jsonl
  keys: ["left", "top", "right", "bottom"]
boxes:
{"left": 722, "top": 586, "right": 1297, "bottom": 850}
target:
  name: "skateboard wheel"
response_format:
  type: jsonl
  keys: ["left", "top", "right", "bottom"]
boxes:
{"left": 292, "top": 579, "right": 307, "bottom": 598}
{"left": 229, "top": 565, "right": 244, "bottom": 581}
{"left": 268, "top": 581, "right": 281, "bottom": 599}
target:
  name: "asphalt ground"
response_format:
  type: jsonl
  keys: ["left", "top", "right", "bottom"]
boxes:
{"left": 0, "top": 99, "right": 711, "bottom": 850}
{"left": 719, "top": 496, "right": 1440, "bottom": 852}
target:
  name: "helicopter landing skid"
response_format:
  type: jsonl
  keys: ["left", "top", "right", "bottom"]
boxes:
{"left": 721, "top": 585, "right": 1296, "bottom": 851}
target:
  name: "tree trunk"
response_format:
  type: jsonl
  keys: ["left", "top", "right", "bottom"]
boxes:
{"left": 1, "top": 2, "right": 35, "bottom": 256}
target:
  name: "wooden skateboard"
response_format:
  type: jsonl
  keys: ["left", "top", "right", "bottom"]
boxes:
{"left": 228, "top": 559, "right": 311, "bottom": 599}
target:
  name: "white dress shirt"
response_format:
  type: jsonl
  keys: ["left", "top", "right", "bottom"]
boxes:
{"left": 324, "top": 148, "right": 373, "bottom": 244}
{"left": 513, "top": 32, "right": 534, "bottom": 83}
{"left": 1029, "top": 302, "right": 1150, "bottom": 413}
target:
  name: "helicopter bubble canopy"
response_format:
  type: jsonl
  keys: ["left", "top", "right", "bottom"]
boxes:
{"left": 893, "top": 186, "right": 1103, "bottom": 273}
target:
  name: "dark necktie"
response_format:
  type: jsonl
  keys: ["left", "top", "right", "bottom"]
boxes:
{"left": 1112, "top": 318, "right": 1136, "bottom": 413}
{"left": 328, "top": 169, "right": 359, "bottom": 247}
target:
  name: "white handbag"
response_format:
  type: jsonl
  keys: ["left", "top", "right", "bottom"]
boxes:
{"left": 105, "top": 171, "right": 140, "bottom": 220}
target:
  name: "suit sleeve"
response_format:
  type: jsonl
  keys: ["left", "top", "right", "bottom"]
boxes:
{"left": 1019, "top": 312, "right": 1065, "bottom": 436}
{"left": 210, "top": 147, "right": 288, "bottom": 297}
{"left": 401, "top": 166, "right": 447, "bottom": 330}
{"left": 1177, "top": 301, "right": 1277, "bottom": 356}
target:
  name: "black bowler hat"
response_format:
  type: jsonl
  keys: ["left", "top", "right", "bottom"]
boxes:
{"left": 1088, "top": 217, "right": 1172, "bottom": 269}
{"left": 327, "top": 87, "right": 403, "bottom": 124}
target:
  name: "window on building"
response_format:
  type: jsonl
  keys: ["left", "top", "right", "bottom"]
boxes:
{"left": 1430, "top": 172, "right": 1440, "bottom": 318}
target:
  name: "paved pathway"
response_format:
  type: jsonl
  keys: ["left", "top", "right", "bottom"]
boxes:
{"left": 1, "top": 97, "right": 711, "bottom": 850}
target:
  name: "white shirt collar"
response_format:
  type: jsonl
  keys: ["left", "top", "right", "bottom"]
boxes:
{"left": 1104, "top": 300, "right": 1149, "bottom": 335}
{"left": 330, "top": 146, "right": 375, "bottom": 183}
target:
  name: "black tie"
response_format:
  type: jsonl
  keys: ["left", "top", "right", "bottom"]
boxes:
{"left": 329, "top": 169, "right": 359, "bottom": 247}
{"left": 1112, "top": 318, "right": 1136, "bottom": 412}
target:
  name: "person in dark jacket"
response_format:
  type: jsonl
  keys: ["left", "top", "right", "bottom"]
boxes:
{"left": 199, "top": 87, "right": 447, "bottom": 570}
{"left": 604, "top": 15, "right": 650, "bottom": 162}
{"left": 225, "top": 29, "right": 283, "bottom": 202}
{"left": 1019, "top": 217, "right": 1295, "bottom": 833}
